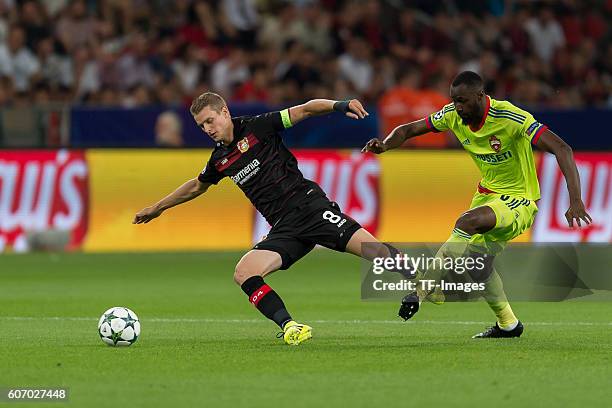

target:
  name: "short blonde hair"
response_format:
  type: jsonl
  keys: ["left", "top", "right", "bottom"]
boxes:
{"left": 189, "top": 92, "right": 227, "bottom": 115}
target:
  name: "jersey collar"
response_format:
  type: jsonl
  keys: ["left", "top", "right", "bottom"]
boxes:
{"left": 470, "top": 95, "right": 490, "bottom": 132}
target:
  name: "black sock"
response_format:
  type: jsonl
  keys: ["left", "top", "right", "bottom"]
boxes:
{"left": 241, "top": 276, "right": 292, "bottom": 329}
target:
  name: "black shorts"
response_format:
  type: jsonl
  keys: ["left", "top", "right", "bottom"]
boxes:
{"left": 253, "top": 195, "right": 362, "bottom": 269}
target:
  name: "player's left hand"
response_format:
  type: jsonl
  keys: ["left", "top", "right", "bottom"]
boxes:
{"left": 565, "top": 200, "right": 592, "bottom": 228}
{"left": 346, "top": 99, "right": 369, "bottom": 120}
{"left": 133, "top": 206, "right": 163, "bottom": 224}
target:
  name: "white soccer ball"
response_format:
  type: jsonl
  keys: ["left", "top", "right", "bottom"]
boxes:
{"left": 98, "top": 307, "right": 141, "bottom": 347}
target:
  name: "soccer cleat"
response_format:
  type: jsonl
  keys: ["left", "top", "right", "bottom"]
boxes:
{"left": 398, "top": 285, "right": 444, "bottom": 321}
{"left": 472, "top": 321, "right": 524, "bottom": 339}
{"left": 398, "top": 292, "right": 420, "bottom": 321}
{"left": 280, "top": 321, "right": 312, "bottom": 345}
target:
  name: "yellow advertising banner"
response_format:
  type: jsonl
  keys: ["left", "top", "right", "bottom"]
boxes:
{"left": 81, "top": 149, "right": 534, "bottom": 252}
{"left": 83, "top": 149, "right": 252, "bottom": 251}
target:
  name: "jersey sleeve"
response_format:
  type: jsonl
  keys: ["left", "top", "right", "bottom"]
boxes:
{"left": 425, "top": 103, "right": 454, "bottom": 132}
{"left": 197, "top": 159, "right": 224, "bottom": 185}
{"left": 514, "top": 107, "right": 548, "bottom": 145}
{"left": 249, "top": 109, "right": 294, "bottom": 133}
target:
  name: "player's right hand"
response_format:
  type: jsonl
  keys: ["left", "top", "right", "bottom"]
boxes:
{"left": 133, "top": 206, "right": 163, "bottom": 224}
{"left": 361, "top": 138, "right": 387, "bottom": 154}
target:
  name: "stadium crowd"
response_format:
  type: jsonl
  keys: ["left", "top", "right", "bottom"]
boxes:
{"left": 0, "top": 0, "right": 609, "bottom": 109}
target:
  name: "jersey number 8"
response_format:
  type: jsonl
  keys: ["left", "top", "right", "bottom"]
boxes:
{"left": 323, "top": 210, "right": 342, "bottom": 224}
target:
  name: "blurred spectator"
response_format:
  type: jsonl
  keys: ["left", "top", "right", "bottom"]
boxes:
{"left": 116, "top": 32, "right": 156, "bottom": 90}
{"left": 20, "top": 0, "right": 50, "bottom": 51}
{"left": 291, "top": 4, "right": 333, "bottom": 55}
{"left": 233, "top": 67, "right": 270, "bottom": 102}
{"left": 0, "top": 25, "right": 40, "bottom": 91}
{"left": 149, "top": 36, "right": 177, "bottom": 84}
{"left": 258, "top": 3, "right": 299, "bottom": 52}
{"left": 97, "top": 87, "right": 119, "bottom": 106}
{"left": 524, "top": 7, "right": 565, "bottom": 63}
{"left": 55, "top": 0, "right": 96, "bottom": 52}
{"left": 122, "top": 84, "right": 153, "bottom": 108}
{"left": 338, "top": 37, "right": 373, "bottom": 94}
{"left": 459, "top": 50, "right": 500, "bottom": 85}
{"left": 41, "top": 0, "right": 69, "bottom": 18}
{"left": 211, "top": 47, "right": 250, "bottom": 98}
{"left": 32, "top": 81, "right": 50, "bottom": 105}
{"left": 220, "top": 0, "right": 259, "bottom": 48}
{"left": 36, "top": 37, "right": 72, "bottom": 88}
{"left": 354, "top": 0, "right": 386, "bottom": 53}
{"left": 281, "top": 46, "right": 321, "bottom": 93}
{"left": 156, "top": 80, "right": 181, "bottom": 106}
{"left": 73, "top": 45, "right": 99, "bottom": 98}
{"left": 378, "top": 69, "right": 450, "bottom": 147}
{"left": 155, "top": 110, "right": 184, "bottom": 147}
{"left": 172, "top": 44, "right": 203, "bottom": 94}
{"left": 177, "top": 0, "right": 222, "bottom": 60}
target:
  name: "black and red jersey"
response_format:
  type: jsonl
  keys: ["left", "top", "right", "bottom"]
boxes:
{"left": 198, "top": 111, "right": 324, "bottom": 225}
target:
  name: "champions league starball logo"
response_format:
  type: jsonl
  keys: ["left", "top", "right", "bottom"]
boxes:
{"left": 489, "top": 135, "right": 501, "bottom": 152}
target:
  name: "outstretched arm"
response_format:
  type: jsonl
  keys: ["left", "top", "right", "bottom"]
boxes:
{"left": 133, "top": 178, "right": 211, "bottom": 224}
{"left": 288, "top": 99, "right": 368, "bottom": 125}
{"left": 536, "top": 129, "right": 592, "bottom": 228}
{"left": 362, "top": 118, "right": 431, "bottom": 154}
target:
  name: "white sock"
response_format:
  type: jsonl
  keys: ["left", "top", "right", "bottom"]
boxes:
{"left": 499, "top": 320, "right": 518, "bottom": 331}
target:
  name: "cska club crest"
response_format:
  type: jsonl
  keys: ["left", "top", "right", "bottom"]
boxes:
{"left": 237, "top": 137, "right": 250, "bottom": 153}
{"left": 489, "top": 135, "right": 501, "bottom": 152}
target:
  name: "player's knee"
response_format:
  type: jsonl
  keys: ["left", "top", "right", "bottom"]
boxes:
{"left": 455, "top": 209, "right": 495, "bottom": 235}
{"left": 233, "top": 262, "right": 260, "bottom": 285}
{"left": 454, "top": 212, "right": 481, "bottom": 235}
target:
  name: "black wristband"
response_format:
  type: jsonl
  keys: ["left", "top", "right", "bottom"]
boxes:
{"left": 333, "top": 100, "right": 351, "bottom": 113}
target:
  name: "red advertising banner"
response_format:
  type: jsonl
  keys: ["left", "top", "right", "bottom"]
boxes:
{"left": 533, "top": 152, "right": 612, "bottom": 242}
{"left": 252, "top": 150, "right": 380, "bottom": 243}
{"left": 0, "top": 150, "right": 89, "bottom": 251}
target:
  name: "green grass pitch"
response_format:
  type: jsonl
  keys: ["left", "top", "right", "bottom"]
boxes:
{"left": 1, "top": 251, "right": 610, "bottom": 407}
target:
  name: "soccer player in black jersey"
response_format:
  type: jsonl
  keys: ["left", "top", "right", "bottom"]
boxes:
{"left": 133, "top": 92, "right": 389, "bottom": 345}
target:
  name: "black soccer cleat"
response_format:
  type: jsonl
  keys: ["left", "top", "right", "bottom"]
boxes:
{"left": 398, "top": 292, "right": 420, "bottom": 321}
{"left": 472, "top": 321, "right": 524, "bottom": 339}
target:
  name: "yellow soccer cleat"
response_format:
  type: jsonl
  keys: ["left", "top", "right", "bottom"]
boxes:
{"left": 281, "top": 321, "right": 312, "bottom": 346}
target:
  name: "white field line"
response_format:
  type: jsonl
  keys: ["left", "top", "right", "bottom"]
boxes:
{"left": 1, "top": 316, "right": 611, "bottom": 327}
